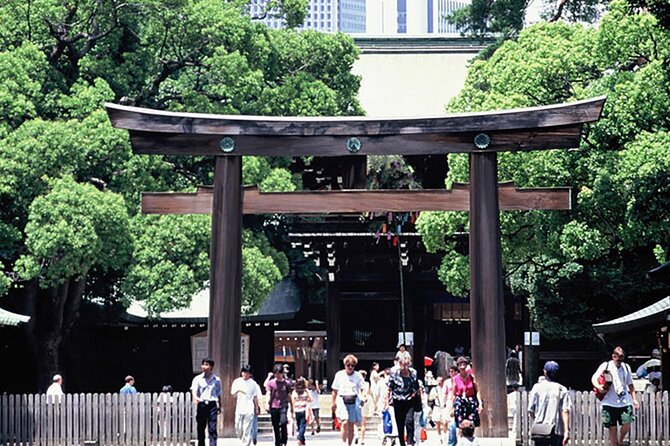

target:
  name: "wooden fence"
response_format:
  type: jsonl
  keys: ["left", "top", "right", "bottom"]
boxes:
{"left": 0, "top": 392, "right": 194, "bottom": 446}
{"left": 0, "top": 390, "right": 667, "bottom": 445}
{"left": 514, "top": 390, "right": 669, "bottom": 446}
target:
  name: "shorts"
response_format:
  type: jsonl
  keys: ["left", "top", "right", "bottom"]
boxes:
{"left": 337, "top": 400, "right": 362, "bottom": 424}
{"left": 601, "top": 405, "right": 634, "bottom": 428}
{"left": 432, "top": 406, "right": 447, "bottom": 423}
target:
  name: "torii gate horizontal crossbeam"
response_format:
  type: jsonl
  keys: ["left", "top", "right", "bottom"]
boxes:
{"left": 141, "top": 184, "right": 571, "bottom": 214}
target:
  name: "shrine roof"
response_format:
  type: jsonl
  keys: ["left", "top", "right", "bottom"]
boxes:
{"left": 592, "top": 296, "right": 670, "bottom": 334}
{"left": 0, "top": 306, "right": 30, "bottom": 326}
{"left": 125, "top": 278, "right": 301, "bottom": 323}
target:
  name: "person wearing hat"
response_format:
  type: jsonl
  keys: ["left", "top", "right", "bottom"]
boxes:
{"left": 231, "top": 364, "right": 260, "bottom": 446}
{"left": 528, "top": 361, "right": 571, "bottom": 446}
{"left": 636, "top": 348, "right": 662, "bottom": 382}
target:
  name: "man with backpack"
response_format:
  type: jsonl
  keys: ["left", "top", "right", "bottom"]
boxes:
{"left": 591, "top": 346, "right": 639, "bottom": 446}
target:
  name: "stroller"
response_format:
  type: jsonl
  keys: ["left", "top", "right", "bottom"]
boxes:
{"left": 379, "top": 407, "right": 399, "bottom": 446}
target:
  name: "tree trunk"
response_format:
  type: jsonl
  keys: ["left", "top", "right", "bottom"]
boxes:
{"left": 21, "top": 273, "right": 88, "bottom": 392}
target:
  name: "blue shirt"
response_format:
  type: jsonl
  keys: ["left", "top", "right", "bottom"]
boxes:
{"left": 191, "top": 373, "right": 222, "bottom": 402}
{"left": 120, "top": 384, "right": 138, "bottom": 394}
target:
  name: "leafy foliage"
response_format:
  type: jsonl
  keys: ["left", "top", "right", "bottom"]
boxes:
{"left": 420, "top": 1, "right": 670, "bottom": 339}
{"left": 0, "top": 0, "right": 361, "bottom": 386}
{"left": 447, "top": 0, "right": 530, "bottom": 40}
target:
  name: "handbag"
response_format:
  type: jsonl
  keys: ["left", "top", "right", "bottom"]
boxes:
{"left": 593, "top": 362, "right": 612, "bottom": 401}
{"left": 382, "top": 409, "right": 393, "bottom": 434}
{"left": 530, "top": 423, "right": 554, "bottom": 440}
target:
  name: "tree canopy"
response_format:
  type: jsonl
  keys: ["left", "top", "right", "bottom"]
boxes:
{"left": 0, "top": 0, "right": 361, "bottom": 388}
{"left": 446, "top": 0, "right": 670, "bottom": 43}
{"left": 418, "top": 0, "right": 670, "bottom": 339}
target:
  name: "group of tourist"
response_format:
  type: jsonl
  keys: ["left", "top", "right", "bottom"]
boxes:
{"left": 191, "top": 358, "right": 324, "bottom": 446}
{"left": 327, "top": 348, "right": 486, "bottom": 446}
{"left": 92, "top": 342, "right": 650, "bottom": 446}
{"left": 526, "top": 345, "right": 642, "bottom": 446}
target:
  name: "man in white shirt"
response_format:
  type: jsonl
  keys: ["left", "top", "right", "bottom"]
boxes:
{"left": 231, "top": 364, "right": 260, "bottom": 446}
{"left": 46, "top": 374, "right": 64, "bottom": 401}
{"left": 191, "top": 358, "right": 223, "bottom": 446}
{"left": 331, "top": 354, "right": 365, "bottom": 446}
{"left": 591, "top": 347, "right": 639, "bottom": 446}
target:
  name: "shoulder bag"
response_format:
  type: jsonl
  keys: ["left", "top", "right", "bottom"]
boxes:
{"left": 593, "top": 361, "right": 612, "bottom": 401}
{"left": 530, "top": 422, "right": 554, "bottom": 440}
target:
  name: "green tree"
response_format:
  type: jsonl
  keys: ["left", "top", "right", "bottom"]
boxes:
{"left": 419, "top": 1, "right": 670, "bottom": 339}
{"left": 0, "top": 0, "right": 361, "bottom": 389}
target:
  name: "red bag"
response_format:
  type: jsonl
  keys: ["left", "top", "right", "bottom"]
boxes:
{"left": 420, "top": 427, "right": 428, "bottom": 441}
{"left": 593, "top": 363, "right": 612, "bottom": 400}
{"left": 332, "top": 409, "right": 341, "bottom": 430}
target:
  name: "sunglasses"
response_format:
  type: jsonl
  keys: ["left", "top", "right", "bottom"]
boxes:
{"left": 345, "top": 364, "right": 355, "bottom": 368}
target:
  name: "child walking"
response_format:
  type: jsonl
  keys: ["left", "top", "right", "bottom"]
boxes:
{"left": 456, "top": 420, "right": 480, "bottom": 446}
{"left": 308, "top": 379, "right": 321, "bottom": 435}
{"left": 291, "top": 378, "right": 313, "bottom": 446}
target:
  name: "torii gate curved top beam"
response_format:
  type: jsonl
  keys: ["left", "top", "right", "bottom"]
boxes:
{"left": 105, "top": 96, "right": 605, "bottom": 156}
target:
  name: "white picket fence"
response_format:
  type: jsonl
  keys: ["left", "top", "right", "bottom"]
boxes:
{"left": 0, "top": 392, "right": 194, "bottom": 446}
{"left": 514, "top": 390, "right": 669, "bottom": 446}
{"left": 0, "top": 390, "right": 667, "bottom": 445}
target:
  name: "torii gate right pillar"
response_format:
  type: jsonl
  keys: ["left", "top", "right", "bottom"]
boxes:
{"left": 469, "top": 152, "right": 507, "bottom": 436}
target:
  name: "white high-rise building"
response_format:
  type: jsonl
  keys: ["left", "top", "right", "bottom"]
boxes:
{"left": 249, "top": 0, "right": 469, "bottom": 35}
{"left": 249, "top": 0, "right": 339, "bottom": 32}
{"left": 340, "top": 0, "right": 367, "bottom": 33}
{"left": 431, "top": 0, "right": 469, "bottom": 34}
{"left": 366, "top": 0, "right": 397, "bottom": 34}
{"left": 365, "top": 0, "right": 468, "bottom": 35}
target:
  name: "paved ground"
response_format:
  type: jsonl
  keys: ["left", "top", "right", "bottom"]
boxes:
{"left": 219, "top": 424, "right": 466, "bottom": 446}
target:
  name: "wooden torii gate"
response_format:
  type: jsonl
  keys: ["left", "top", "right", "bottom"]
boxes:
{"left": 106, "top": 96, "right": 605, "bottom": 438}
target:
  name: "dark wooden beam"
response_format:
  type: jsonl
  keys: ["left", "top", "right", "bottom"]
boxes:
{"left": 208, "top": 157, "right": 242, "bottom": 437}
{"left": 469, "top": 153, "right": 507, "bottom": 436}
{"left": 127, "top": 124, "right": 583, "bottom": 156}
{"left": 106, "top": 96, "right": 605, "bottom": 136}
{"left": 140, "top": 184, "right": 571, "bottom": 214}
